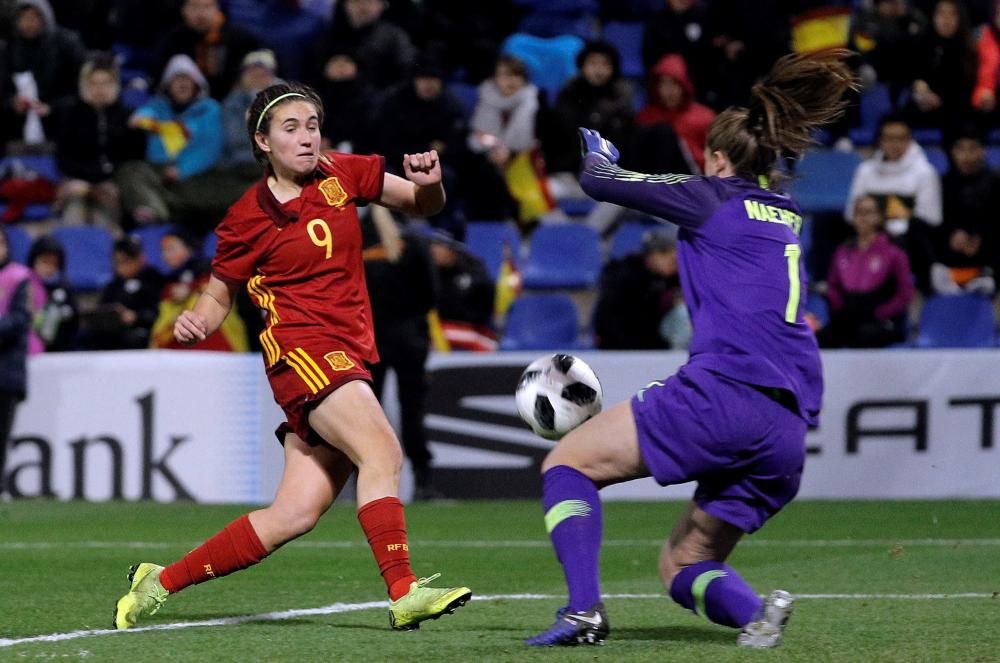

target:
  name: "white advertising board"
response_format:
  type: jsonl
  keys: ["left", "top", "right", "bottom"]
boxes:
{"left": 7, "top": 349, "right": 1000, "bottom": 502}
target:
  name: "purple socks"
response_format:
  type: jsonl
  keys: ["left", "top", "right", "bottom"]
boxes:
{"left": 541, "top": 465, "right": 603, "bottom": 612}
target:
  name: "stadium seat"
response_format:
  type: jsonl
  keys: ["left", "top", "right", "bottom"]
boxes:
{"left": 514, "top": 0, "right": 600, "bottom": 39}
{"left": 986, "top": 146, "right": 1000, "bottom": 170}
{"left": 499, "top": 293, "right": 580, "bottom": 350}
{"left": 522, "top": 224, "right": 602, "bottom": 289}
{"left": 448, "top": 82, "right": 479, "bottom": 118}
{"left": 790, "top": 149, "right": 861, "bottom": 214}
{"left": 51, "top": 226, "right": 114, "bottom": 291}
{"left": 602, "top": 21, "right": 645, "bottom": 79}
{"left": 608, "top": 220, "right": 651, "bottom": 259}
{"left": 202, "top": 232, "right": 218, "bottom": 260}
{"left": 914, "top": 293, "right": 996, "bottom": 348}
{"left": 911, "top": 127, "right": 943, "bottom": 146}
{"left": 131, "top": 224, "right": 174, "bottom": 274}
{"left": 924, "top": 146, "right": 949, "bottom": 175}
{"left": 464, "top": 221, "right": 521, "bottom": 281}
{"left": 557, "top": 198, "right": 596, "bottom": 217}
{"left": 848, "top": 84, "right": 892, "bottom": 146}
{"left": 4, "top": 224, "right": 31, "bottom": 264}
{"left": 501, "top": 32, "right": 586, "bottom": 100}
{"left": 804, "top": 293, "right": 830, "bottom": 328}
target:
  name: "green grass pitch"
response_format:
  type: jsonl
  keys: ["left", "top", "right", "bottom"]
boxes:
{"left": 2, "top": 499, "right": 1000, "bottom": 661}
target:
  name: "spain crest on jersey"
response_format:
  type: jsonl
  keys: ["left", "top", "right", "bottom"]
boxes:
{"left": 324, "top": 350, "right": 356, "bottom": 371}
{"left": 318, "top": 177, "right": 348, "bottom": 207}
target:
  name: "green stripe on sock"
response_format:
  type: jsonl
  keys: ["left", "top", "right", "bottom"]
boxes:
{"left": 544, "top": 499, "right": 592, "bottom": 533}
{"left": 692, "top": 570, "right": 728, "bottom": 617}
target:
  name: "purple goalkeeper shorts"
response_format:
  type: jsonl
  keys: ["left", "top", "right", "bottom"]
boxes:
{"left": 631, "top": 364, "right": 807, "bottom": 533}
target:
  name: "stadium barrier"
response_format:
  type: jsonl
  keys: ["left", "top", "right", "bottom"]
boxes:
{"left": 9, "top": 349, "right": 1000, "bottom": 502}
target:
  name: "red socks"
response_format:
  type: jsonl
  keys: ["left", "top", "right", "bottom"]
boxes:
{"left": 159, "top": 514, "right": 268, "bottom": 593}
{"left": 157, "top": 501, "right": 416, "bottom": 601}
{"left": 357, "top": 496, "right": 417, "bottom": 600}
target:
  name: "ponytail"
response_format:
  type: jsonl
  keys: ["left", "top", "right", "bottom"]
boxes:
{"left": 707, "top": 49, "right": 858, "bottom": 183}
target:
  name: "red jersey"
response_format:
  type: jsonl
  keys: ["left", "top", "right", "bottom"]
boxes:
{"left": 212, "top": 152, "right": 385, "bottom": 380}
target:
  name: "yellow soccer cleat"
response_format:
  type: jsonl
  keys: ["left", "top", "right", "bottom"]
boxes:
{"left": 388, "top": 573, "right": 472, "bottom": 630}
{"left": 113, "top": 563, "right": 169, "bottom": 629}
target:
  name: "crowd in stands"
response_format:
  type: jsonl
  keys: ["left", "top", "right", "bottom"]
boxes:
{"left": 0, "top": 0, "right": 999, "bottom": 353}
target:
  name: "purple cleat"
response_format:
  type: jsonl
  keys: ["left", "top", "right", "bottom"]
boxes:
{"left": 525, "top": 603, "right": 609, "bottom": 646}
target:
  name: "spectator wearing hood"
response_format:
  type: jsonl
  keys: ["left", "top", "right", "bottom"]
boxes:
{"left": 311, "top": 0, "right": 416, "bottom": 90}
{"left": 369, "top": 53, "right": 467, "bottom": 236}
{"left": 543, "top": 40, "right": 634, "bottom": 176}
{"left": 371, "top": 54, "right": 467, "bottom": 174}
{"left": 154, "top": 0, "right": 260, "bottom": 101}
{"left": 641, "top": 0, "right": 713, "bottom": 101}
{"left": 1, "top": 0, "right": 86, "bottom": 145}
{"left": 0, "top": 227, "right": 45, "bottom": 498}
{"left": 635, "top": 54, "right": 715, "bottom": 172}
{"left": 845, "top": 114, "right": 942, "bottom": 292}
{"left": 904, "top": 0, "right": 977, "bottom": 135}
{"left": 311, "top": 47, "right": 377, "bottom": 153}
{"left": 116, "top": 53, "right": 224, "bottom": 231}
{"left": 51, "top": 53, "right": 145, "bottom": 230}
{"left": 973, "top": 0, "right": 1000, "bottom": 122}
{"left": 27, "top": 235, "right": 79, "bottom": 352}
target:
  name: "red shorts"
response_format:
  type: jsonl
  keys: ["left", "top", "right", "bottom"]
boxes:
{"left": 267, "top": 347, "right": 372, "bottom": 446}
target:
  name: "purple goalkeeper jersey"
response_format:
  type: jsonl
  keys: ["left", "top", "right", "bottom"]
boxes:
{"left": 581, "top": 155, "right": 823, "bottom": 425}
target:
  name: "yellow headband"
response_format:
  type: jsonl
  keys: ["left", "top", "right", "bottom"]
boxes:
{"left": 255, "top": 92, "right": 308, "bottom": 132}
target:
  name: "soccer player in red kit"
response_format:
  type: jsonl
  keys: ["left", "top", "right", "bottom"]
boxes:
{"left": 113, "top": 82, "right": 471, "bottom": 631}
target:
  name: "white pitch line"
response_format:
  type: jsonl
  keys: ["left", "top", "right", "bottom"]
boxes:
{"left": 1, "top": 593, "right": 997, "bottom": 649}
{"left": 3, "top": 538, "right": 1000, "bottom": 550}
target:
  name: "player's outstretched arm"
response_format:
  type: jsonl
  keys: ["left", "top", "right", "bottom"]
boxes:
{"left": 577, "top": 127, "right": 712, "bottom": 229}
{"left": 173, "top": 275, "right": 237, "bottom": 345}
{"left": 378, "top": 150, "right": 446, "bottom": 217}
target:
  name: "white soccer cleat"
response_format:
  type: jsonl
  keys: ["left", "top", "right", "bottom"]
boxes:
{"left": 737, "top": 590, "right": 794, "bottom": 649}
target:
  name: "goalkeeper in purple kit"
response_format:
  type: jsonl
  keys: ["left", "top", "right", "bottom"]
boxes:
{"left": 526, "top": 51, "right": 857, "bottom": 648}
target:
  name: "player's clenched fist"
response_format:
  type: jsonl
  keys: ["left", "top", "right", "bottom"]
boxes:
{"left": 174, "top": 310, "right": 208, "bottom": 345}
{"left": 402, "top": 150, "right": 442, "bottom": 186}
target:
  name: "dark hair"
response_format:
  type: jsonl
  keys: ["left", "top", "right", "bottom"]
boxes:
{"left": 496, "top": 54, "right": 528, "bottom": 80}
{"left": 246, "top": 82, "right": 325, "bottom": 168}
{"left": 28, "top": 235, "right": 65, "bottom": 271}
{"left": 707, "top": 49, "right": 857, "bottom": 184}
{"left": 576, "top": 40, "right": 621, "bottom": 79}
{"left": 877, "top": 112, "right": 911, "bottom": 137}
{"left": 115, "top": 236, "right": 144, "bottom": 258}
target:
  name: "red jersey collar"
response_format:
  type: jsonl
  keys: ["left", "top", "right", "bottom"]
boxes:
{"left": 255, "top": 168, "right": 329, "bottom": 228}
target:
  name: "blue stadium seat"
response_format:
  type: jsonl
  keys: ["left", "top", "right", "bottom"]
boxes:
{"left": 499, "top": 293, "right": 580, "bottom": 350}
{"left": 924, "top": 146, "right": 949, "bottom": 175}
{"left": 464, "top": 221, "right": 521, "bottom": 281}
{"left": 131, "top": 224, "right": 174, "bottom": 274}
{"left": 448, "top": 82, "right": 479, "bottom": 118}
{"left": 986, "top": 146, "right": 1000, "bottom": 170}
{"left": 914, "top": 293, "right": 996, "bottom": 348}
{"left": 0, "top": 154, "right": 61, "bottom": 222}
{"left": 848, "top": 84, "right": 892, "bottom": 146}
{"left": 502, "top": 33, "right": 586, "bottom": 100}
{"left": 522, "top": 224, "right": 602, "bottom": 289}
{"left": 608, "top": 221, "right": 651, "bottom": 259}
{"left": 202, "top": 232, "right": 218, "bottom": 261}
{"left": 790, "top": 149, "right": 861, "bottom": 214}
{"left": 4, "top": 224, "right": 31, "bottom": 264}
{"left": 557, "top": 198, "right": 596, "bottom": 217}
{"left": 804, "top": 293, "right": 829, "bottom": 328}
{"left": 51, "top": 226, "right": 114, "bottom": 291}
{"left": 911, "top": 127, "right": 943, "bottom": 146}
{"left": 602, "top": 21, "right": 645, "bottom": 79}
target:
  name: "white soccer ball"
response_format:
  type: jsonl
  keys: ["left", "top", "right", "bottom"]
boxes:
{"left": 515, "top": 353, "right": 603, "bottom": 440}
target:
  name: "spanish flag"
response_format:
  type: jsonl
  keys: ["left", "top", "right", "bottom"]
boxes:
{"left": 494, "top": 241, "right": 522, "bottom": 322}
